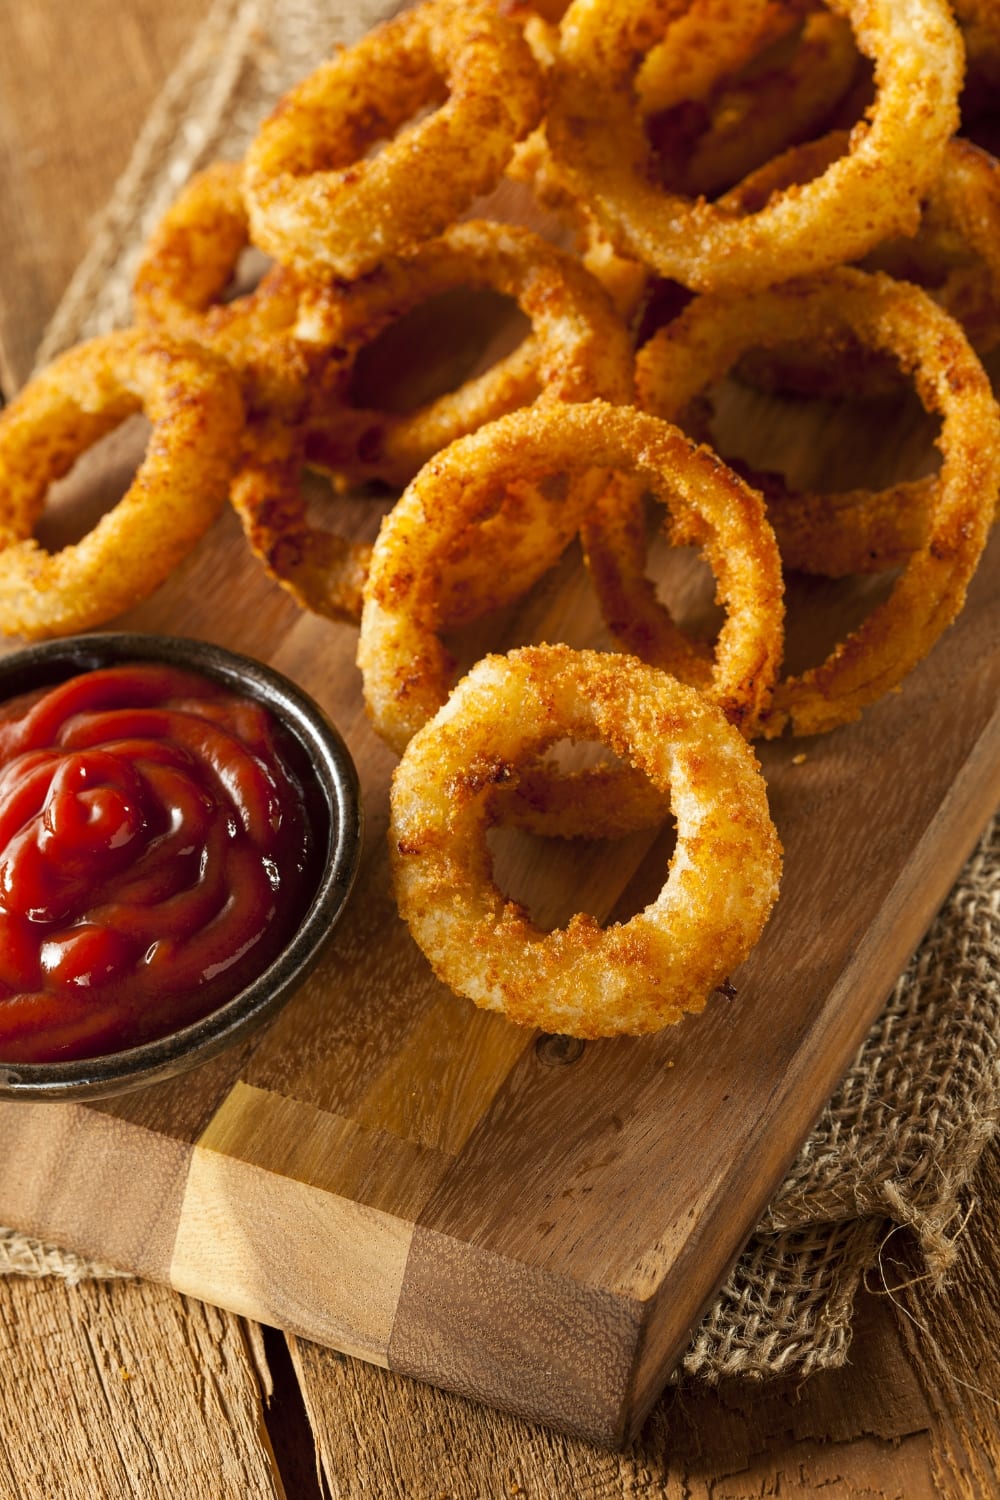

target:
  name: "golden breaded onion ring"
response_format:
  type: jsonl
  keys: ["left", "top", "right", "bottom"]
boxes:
{"left": 243, "top": 0, "right": 544, "bottom": 280}
{"left": 739, "top": 470, "right": 935, "bottom": 580}
{"left": 730, "top": 134, "right": 1000, "bottom": 404}
{"left": 0, "top": 331, "right": 243, "bottom": 640}
{"left": 545, "top": 0, "right": 963, "bottom": 292}
{"left": 867, "top": 137, "right": 1000, "bottom": 363}
{"left": 229, "top": 417, "right": 371, "bottom": 626}
{"left": 649, "top": 9, "right": 860, "bottom": 201}
{"left": 132, "top": 161, "right": 309, "bottom": 410}
{"left": 231, "top": 403, "right": 593, "bottom": 627}
{"left": 231, "top": 221, "right": 635, "bottom": 621}
{"left": 390, "top": 643, "right": 783, "bottom": 1037}
{"left": 635, "top": 0, "right": 800, "bottom": 116}
{"left": 635, "top": 268, "right": 1000, "bottom": 737}
{"left": 359, "top": 400, "right": 784, "bottom": 753}
{"left": 301, "top": 219, "right": 635, "bottom": 490}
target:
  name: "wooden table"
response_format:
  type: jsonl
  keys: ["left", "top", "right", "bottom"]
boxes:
{"left": 1, "top": 4, "right": 1000, "bottom": 1494}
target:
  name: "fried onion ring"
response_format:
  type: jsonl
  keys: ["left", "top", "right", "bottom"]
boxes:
{"left": 229, "top": 417, "right": 372, "bottom": 625}
{"left": 673, "top": 134, "right": 1000, "bottom": 575}
{"left": 0, "top": 331, "right": 243, "bottom": 640}
{"left": 243, "top": 0, "right": 544, "bottom": 280}
{"left": 741, "top": 470, "right": 935, "bottom": 579}
{"left": 359, "top": 400, "right": 784, "bottom": 753}
{"left": 390, "top": 643, "right": 783, "bottom": 1037}
{"left": 231, "top": 221, "right": 635, "bottom": 620}
{"left": 728, "top": 134, "right": 1000, "bottom": 400}
{"left": 635, "top": 0, "right": 802, "bottom": 116}
{"left": 132, "top": 161, "right": 308, "bottom": 410}
{"left": 649, "top": 9, "right": 860, "bottom": 201}
{"left": 300, "top": 219, "right": 635, "bottom": 490}
{"left": 634, "top": 269, "right": 1000, "bottom": 736}
{"left": 545, "top": 0, "right": 963, "bottom": 292}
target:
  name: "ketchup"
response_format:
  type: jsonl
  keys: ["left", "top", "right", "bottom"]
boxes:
{"left": 0, "top": 664, "right": 317, "bottom": 1064}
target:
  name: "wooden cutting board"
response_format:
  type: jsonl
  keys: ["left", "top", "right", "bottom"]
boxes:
{"left": 0, "top": 303, "right": 997, "bottom": 1447}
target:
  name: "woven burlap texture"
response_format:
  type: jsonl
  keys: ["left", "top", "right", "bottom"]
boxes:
{"left": 5, "top": 0, "right": 1000, "bottom": 1385}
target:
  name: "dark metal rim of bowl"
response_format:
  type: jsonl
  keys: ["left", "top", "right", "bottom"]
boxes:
{"left": 0, "top": 632, "right": 363, "bottom": 1102}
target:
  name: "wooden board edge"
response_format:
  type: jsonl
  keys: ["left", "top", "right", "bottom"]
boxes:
{"left": 167, "top": 1139, "right": 414, "bottom": 1368}
{"left": 386, "top": 1222, "right": 647, "bottom": 1447}
{"left": 618, "top": 696, "right": 1000, "bottom": 1441}
{"left": 0, "top": 1100, "right": 194, "bottom": 1282}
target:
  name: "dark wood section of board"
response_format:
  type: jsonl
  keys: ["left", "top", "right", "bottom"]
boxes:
{"left": 1, "top": 1, "right": 1000, "bottom": 1493}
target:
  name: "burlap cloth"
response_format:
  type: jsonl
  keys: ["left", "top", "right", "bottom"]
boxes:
{"left": 4, "top": 0, "right": 1000, "bottom": 1386}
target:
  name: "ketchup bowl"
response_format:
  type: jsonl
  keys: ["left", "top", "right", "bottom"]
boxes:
{"left": 0, "top": 633, "right": 362, "bottom": 1100}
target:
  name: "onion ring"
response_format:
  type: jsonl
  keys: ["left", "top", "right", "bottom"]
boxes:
{"left": 648, "top": 9, "right": 860, "bottom": 201}
{"left": 300, "top": 219, "right": 635, "bottom": 490}
{"left": 243, "top": 0, "right": 544, "bottom": 280}
{"left": 229, "top": 417, "right": 372, "bottom": 625}
{"left": 131, "top": 161, "right": 310, "bottom": 411}
{"left": 714, "top": 135, "right": 1000, "bottom": 574}
{"left": 545, "top": 0, "right": 963, "bottom": 292}
{"left": 741, "top": 470, "right": 935, "bottom": 580}
{"left": 390, "top": 643, "right": 783, "bottom": 1037}
{"left": 0, "top": 331, "right": 243, "bottom": 640}
{"left": 728, "top": 134, "right": 1000, "bottom": 400}
{"left": 358, "top": 400, "right": 784, "bottom": 754}
{"left": 635, "top": 0, "right": 802, "bottom": 117}
{"left": 634, "top": 268, "right": 1000, "bottom": 736}
{"left": 232, "top": 220, "right": 635, "bottom": 620}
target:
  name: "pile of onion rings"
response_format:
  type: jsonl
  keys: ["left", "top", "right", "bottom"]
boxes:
{"left": 5, "top": 0, "right": 999, "bottom": 1037}
{"left": 0, "top": 331, "right": 243, "bottom": 639}
{"left": 229, "top": 219, "right": 635, "bottom": 622}
{"left": 544, "top": 0, "right": 964, "bottom": 293}
{"left": 359, "top": 400, "right": 784, "bottom": 755}
{"left": 632, "top": 268, "right": 1000, "bottom": 736}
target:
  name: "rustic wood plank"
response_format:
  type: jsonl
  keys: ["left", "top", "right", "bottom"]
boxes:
{"left": 0, "top": 6, "right": 295, "bottom": 1499}
{"left": 1, "top": 0, "right": 1000, "bottom": 1488}
{"left": 0, "top": 1276, "right": 283, "bottom": 1499}
{"left": 891, "top": 1137, "right": 1000, "bottom": 1498}
{"left": 290, "top": 1290, "right": 944, "bottom": 1497}
{"left": 0, "top": 1, "right": 196, "bottom": 393}
{"left": 289, "top": 1145, "right": 1000, "bottom": 1492}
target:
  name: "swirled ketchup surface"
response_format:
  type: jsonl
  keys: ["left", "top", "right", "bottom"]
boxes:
{"left": 0, "top": 664, "right": 317, "bottom": 1064}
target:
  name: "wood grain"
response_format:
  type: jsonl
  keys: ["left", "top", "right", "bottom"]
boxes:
{"left": 291, "top": 1289, "right": 947, "bottom": 1498}
{"left": 0, "top": 1268, "right": 283, "bottom": 1497}
{"left": 2, "top": 0, "right": 1000, "bottom": 1490}
{"left": 0, "top": 4, "right": 194, "bottom": 393}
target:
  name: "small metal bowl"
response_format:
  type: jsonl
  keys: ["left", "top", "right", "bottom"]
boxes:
{"left": 0, "top": 633, "right": 363, "bottom": 1101}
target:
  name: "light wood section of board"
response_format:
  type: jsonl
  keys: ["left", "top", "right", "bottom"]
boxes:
{"left": 171, "top": 1084, "right": 413, "bottom": 1364}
